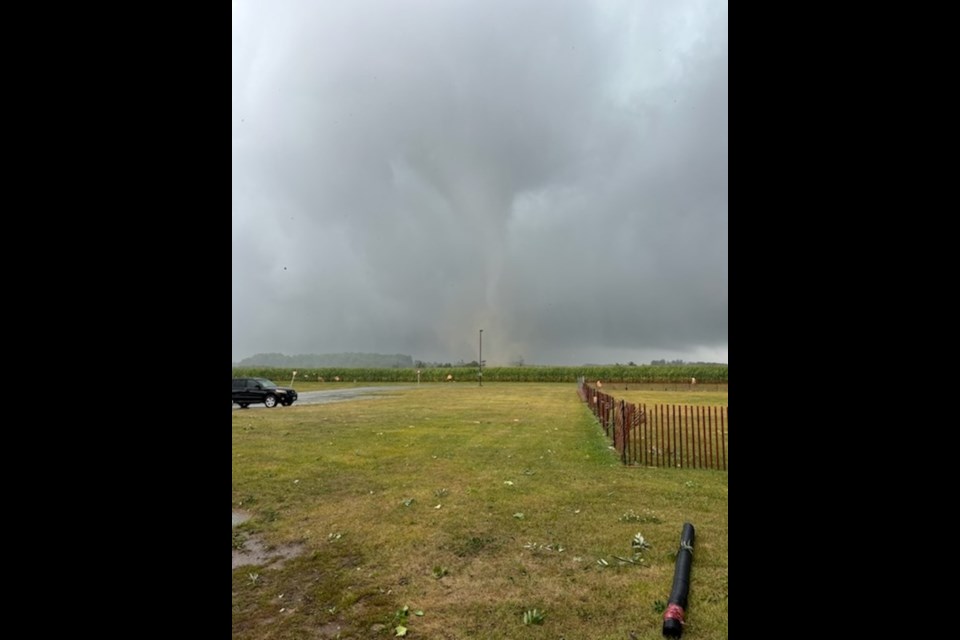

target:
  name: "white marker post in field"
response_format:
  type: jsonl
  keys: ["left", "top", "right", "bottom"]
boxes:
{"left": 291, "top": 370, "right": 298, "bottom": 387}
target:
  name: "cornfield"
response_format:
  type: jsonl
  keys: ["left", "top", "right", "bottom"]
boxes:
{"left": 231, "top": 364, "right": 727, "bottom": 384}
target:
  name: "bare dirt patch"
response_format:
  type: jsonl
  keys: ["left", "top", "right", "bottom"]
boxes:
{"left": 315, "top": 621, "right": 344, "bottom": 638}
{"left": 233, "top": 510, "right": 306, "bottom": 570}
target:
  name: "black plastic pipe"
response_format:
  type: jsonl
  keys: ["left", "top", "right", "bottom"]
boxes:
{"left": 662, "top": 522, "right": 695, "bottom": 637}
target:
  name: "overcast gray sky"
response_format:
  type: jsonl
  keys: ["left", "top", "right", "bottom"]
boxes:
{"left": 232, "top": 0, "right": 727, "bottom": 366}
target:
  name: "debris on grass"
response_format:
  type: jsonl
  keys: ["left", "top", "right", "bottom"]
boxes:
{"left": 523, "top": 609, "right": 545, "bottom": 625}
{"left": 619, "top": 509, "right": 661, "bottom": 524}
{"left": 632, "top": 533, "right": 651, "bottom": 551}
{"left": 523, "top": 541, "right": 565, "bottom": 552}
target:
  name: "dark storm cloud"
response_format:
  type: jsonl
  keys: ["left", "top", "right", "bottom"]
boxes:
{"left": 232, "top": 0, "right": 727, "bottom": 365}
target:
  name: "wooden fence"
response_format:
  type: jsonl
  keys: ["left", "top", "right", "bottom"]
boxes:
{"left": 577, "top": 378, "right": 727, "bottom": 470}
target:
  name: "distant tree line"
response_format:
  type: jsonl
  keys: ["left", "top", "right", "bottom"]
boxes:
{"left": 412, "top": 361, "right": 483, "bottom": 369}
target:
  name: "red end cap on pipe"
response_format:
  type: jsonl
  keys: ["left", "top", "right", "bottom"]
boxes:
{"left": 662, "top": 602, "right": 685, "bottom": 637}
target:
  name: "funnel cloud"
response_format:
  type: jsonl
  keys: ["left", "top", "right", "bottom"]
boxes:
{"left": 232, "top": 0, "right": 727, "bottom": 366}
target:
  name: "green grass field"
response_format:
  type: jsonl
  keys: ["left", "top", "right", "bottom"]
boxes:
{"left": 232, "top": 383, "right": 728, "bottom": 639}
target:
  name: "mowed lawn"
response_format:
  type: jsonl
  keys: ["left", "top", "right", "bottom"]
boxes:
{"left": 232, "top": 383, "right": 728, "bottom": 639}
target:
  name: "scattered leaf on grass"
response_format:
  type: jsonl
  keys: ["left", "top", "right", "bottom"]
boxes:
{"left": 523, "top": 609, "right": 545, "bottom": 625}
{"left": 632, "top": 533, "right": 651, "bottom": 551}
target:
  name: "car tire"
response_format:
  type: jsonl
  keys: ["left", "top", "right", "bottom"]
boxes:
{"left": 239, "top": 403, "right": 249, "bottom": 409}
{"left": 264, "top": 394, "right": 278, "bottom": 408}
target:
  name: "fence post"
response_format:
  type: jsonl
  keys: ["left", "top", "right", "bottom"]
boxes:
{"left": 698, "top": 406, "right": 705, "bottom": 470}
{"left": 720, "top": 407, "right": 726, "bottom": 471}
{"left": 712, "top": 406, "right": 719, "bottom": 470}
{"left": 671, "top": 404, "right": 678, "bottom": 468}
{"left": 678, "top": 404, "right": 684, "bottom": 468}
{"left": 620, "top": 400, "right": 628, "bottom": 464}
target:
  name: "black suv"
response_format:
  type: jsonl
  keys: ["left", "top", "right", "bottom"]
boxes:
{"left": 232, "top": 377, "right": 298, "bottom": 408}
